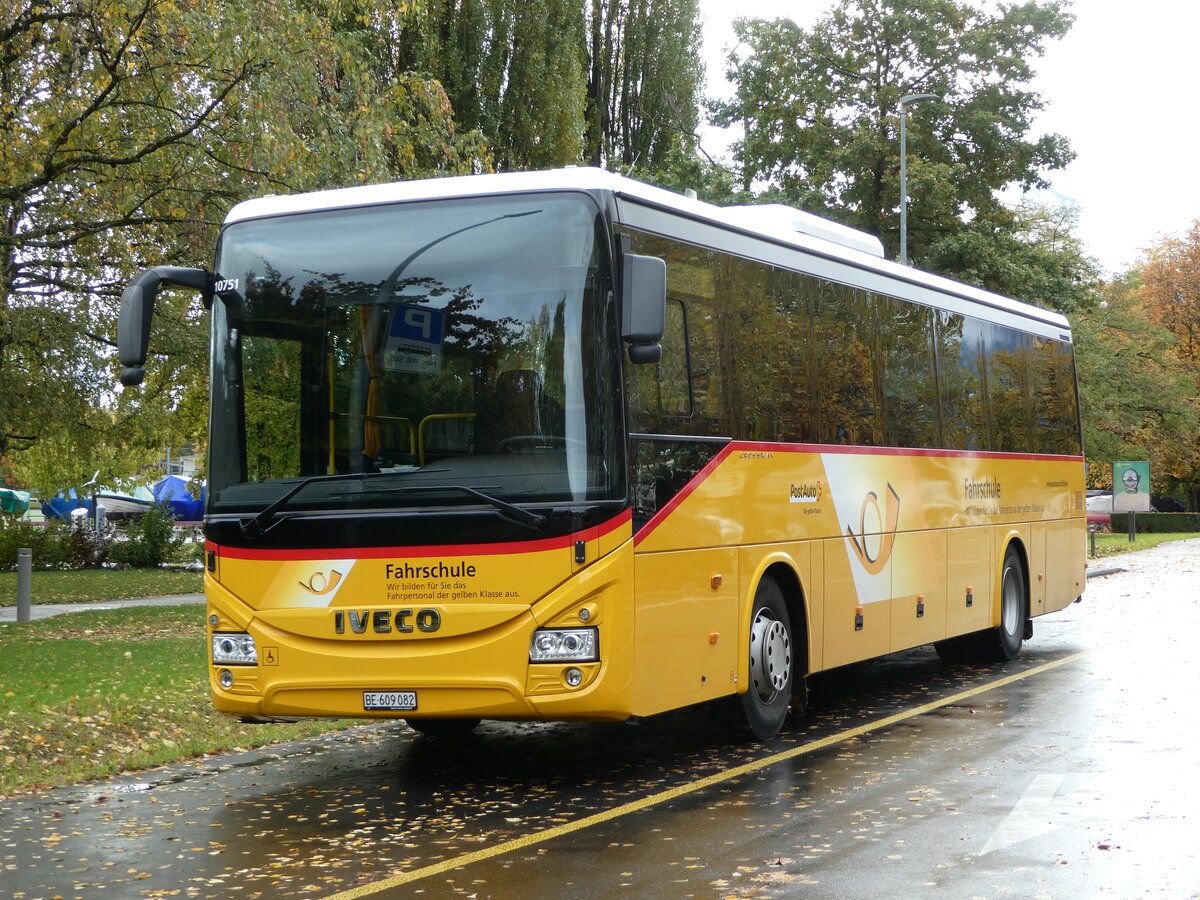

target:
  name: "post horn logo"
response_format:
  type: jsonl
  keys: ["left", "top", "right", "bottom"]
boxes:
{"left": 299, "top": 570, "right": 344, "bottom": 595}
{"left": 846, "top": 483, "right": 901, "bottom": 575}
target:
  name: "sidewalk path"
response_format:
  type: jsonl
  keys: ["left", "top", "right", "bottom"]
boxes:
{"left": 0, "top": 593, "right": 205, "bottom": 623}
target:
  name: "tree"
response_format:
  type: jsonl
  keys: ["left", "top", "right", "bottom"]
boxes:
{"left": 1, "top": 0, "right": 249, "bottom": 492}
{"left": 1128, "top": 221, "right": 1200, "bottom": 502}
{"left": 585, "top": 0, "right": 704, "bottom": 176}
{"left": 1075, "top": 274, "right": 1200, "bottom": 501}
{"left": 3, "top": 0, "right": 706, "bottom": 497}
{"left": 399, "top": 0, "right": 705, "bottom": 177}
{"left": 713, "top": 0, "right": 1074, "bottom": 267}
{"left": 1, "top": 0, "right": 480, "bottom": 496}
{"left": 1073, "top": 273, "right": 1200, "bottom": 497}
{"left": 922, "top": 200, "right": 1100, "bottom": 314}
{"left": 397, "top": 0, "right": 588, "bottom": 171}
{"left": 1138, "top": 220, "right": 1200, "bottom": 367}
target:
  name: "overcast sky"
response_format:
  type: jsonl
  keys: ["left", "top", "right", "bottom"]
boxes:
{"left": 696, "top": 0, "right": 1200, "bottom": 274}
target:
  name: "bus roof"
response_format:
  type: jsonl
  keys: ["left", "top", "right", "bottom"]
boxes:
{"left": 225, "top": 167, "right": 1070, "bottom": 334}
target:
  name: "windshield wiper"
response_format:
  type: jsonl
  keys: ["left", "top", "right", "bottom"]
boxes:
{"left": 239, "top": 472, "right": 547, "bottom": 538}
{"left": 240, "top": 472, "right": 366, "bottom": 538}
{"left": 393, "top": 485, "right": 549, "bottom": 530}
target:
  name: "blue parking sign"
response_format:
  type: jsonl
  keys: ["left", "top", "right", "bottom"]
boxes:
{"left": 383, "top": 304, "right": 444, "bottom": 374}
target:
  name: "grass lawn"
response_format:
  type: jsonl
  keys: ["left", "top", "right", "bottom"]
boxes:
{"left": 0, "top": 567, "right": 203, "bottom": 606}
{"left": 1088, "top": 531, "right": 1198, "bottom": 558}
{"left": 0, "top": 605, "right": 361, "bottom": 796}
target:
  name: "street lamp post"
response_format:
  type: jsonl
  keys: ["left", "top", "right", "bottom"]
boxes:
{"left": 898, "top": 93, "right": 938, "bottom": 266}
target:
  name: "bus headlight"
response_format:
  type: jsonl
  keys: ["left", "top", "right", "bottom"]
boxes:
{"left": 529, "top": 628, "right": 598, "bottom": 663}
{"left": 212, "top": 632, "right": 258, "bottom": 665}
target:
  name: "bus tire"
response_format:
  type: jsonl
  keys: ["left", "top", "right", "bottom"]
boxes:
{"left": 405, "top": 718, "right": 481, "bottom": 738}
{"left": 739, "top": 577, "right": 794, "bottom": 740}
{"left": 988, "top": 545, "right": 1027, "bottom": 661}
{"left": 935, "top": 545, "right": 1028, "bottom": 664}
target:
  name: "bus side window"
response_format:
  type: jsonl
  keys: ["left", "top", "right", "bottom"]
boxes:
{"left": 936, "top": 312, "right": 991, "bottom": 452}
{"left": 1027, "top": 335, "right": 1082, "bottom": 455}
{"left": 660, "top": 300, "right": 692, "bottom": 418}
{"left": 768, "top": 266, "right": 819, "bottom": 443}
{"left": 812, "top": 283, "right": 883, "bottom": 446}
{"left": 882, "top": 298, "right": 941, "bottom": 449}
{"left": 986, "top": 322, "right": 1033, "bottom": 453}
{"left": 627, "top": 297, "right": 691, "bottom": 432}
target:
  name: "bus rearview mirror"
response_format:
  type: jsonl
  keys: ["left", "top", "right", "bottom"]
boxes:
{"left": 118, "top": 266, "right": 212, "bottom": 385}
{"left": 621, "top": 253, "right": 666, "bottom": 364}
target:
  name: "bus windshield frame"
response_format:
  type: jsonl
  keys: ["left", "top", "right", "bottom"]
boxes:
{"left": 206, "top": 191, "right": 623, "bottom": 522}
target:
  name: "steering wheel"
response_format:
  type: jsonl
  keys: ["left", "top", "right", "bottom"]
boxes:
{"left": 499, "top": 435, "right": 576, "bottom": 454}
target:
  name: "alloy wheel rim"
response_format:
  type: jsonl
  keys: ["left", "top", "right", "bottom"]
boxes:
{"left": 1001, "top": 566, "right": 1020, "bottom": 636}
{"left": 749, "top": 608, "right": 791, "bottom": 702}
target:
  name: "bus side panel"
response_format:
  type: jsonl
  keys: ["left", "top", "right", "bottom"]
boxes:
{"left": 1044, "top": 517, "right": 1086, "bottom": 614}
{"left": 809, "top": 544, "right": 825, "bottom": 673}
{"left": 889, "top": 529, "right": 948, "bottom": 653}
{"left": 1029, "top": 522, "right": 1048, "bottom": 614}
{"left": 822, "top": 537, "right": 890, "bottom": 669}
{"left": 629, "top": 547, "right": 740, "bottom": 717}
{"left": 944, "top": 527, "right": 994, "bottom": 638}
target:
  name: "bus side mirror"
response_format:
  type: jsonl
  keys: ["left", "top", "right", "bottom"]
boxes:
{"left": 621, "top": 252, "right": 666, "bottom": 364}
{"left": 118, "top": 266, "right": 212, "bottom": 386}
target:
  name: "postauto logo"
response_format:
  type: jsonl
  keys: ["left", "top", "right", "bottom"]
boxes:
{"left": 845, "top": 483, "right": 900, "bottom": 576}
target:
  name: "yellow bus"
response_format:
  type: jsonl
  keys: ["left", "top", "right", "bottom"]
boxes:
{"left": 118, "top": 168, "right": 1086, "bottom": 739}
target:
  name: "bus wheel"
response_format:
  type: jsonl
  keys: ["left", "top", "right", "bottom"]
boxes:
{"left": 405, "top": 718, "right": 481, "bottom": 738}
{"left": 989, "top": 546, "right": 1027, "bottom": 661}
{"left": 935, "top": 545, "right": 1028, "bottom": 665}
{"left": 740, "top": 577, "right": 793, "bottom": 740}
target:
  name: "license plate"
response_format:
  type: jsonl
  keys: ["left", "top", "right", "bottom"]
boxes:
{"left": 363, "top": 690, "right": 417, "bottom": 711}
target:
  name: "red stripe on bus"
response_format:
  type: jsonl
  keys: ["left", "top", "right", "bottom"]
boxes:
{"left": 632, "top": 441, "right": 1083, "bottom": 547}
{"left": 208, "top": 509, "right": 632, "bottom": 561}
{"left": 633, "top": 444, "right": 738, "bottom": 547}
{"left": 728, "top": 440, "right": 1084, "bottom": 463}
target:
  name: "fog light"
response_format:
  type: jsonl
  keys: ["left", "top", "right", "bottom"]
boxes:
{"left": 565, "top": 667, "right": 583, "bottom": 687}
{"left": 218, "top": 669, "right": 235, "bottom": 689}
{"left": 529, "top": 627, "right": 598, "bottom": 662}
{"left": 212, "top": 632, "right": 258, "bottom": 665}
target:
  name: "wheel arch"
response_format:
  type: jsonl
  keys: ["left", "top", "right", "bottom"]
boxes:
{"left": 740, "top": 555, "right": 811, "bottom": 683}
{"left": 996, "top": 533, "right": 1031, "bottom": 623}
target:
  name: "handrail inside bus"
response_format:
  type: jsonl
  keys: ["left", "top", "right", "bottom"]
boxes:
{"left": 418, "top": 413, "right": 476, "bottom": 466}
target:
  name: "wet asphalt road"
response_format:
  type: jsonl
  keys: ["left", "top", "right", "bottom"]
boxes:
{"left": 2, "top": 541, "right": 1198, "bottom": 899}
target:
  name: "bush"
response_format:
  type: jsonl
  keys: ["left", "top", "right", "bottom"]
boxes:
{"left": 66, "top": 518, "right": 109, "bottom": 568}
{"left": 1, "top": 519, "right": 49, "bottom": 569}
{"left": 0, "top": 518, "right": 96, "bottom": 570}
{"left": 107, "top": 502, "right": 184, "bottom": 568}
{"left": 1110, "top": 512, "right": 1200, "bottom": 534}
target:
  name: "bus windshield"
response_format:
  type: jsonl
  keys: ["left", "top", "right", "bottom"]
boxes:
{"left": 207, "top": 192, "right": 620, "bottom": 517}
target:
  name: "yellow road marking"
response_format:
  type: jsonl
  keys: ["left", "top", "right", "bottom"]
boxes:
{"left": 324, "top": 651, "right": 1090, "bottom": 899}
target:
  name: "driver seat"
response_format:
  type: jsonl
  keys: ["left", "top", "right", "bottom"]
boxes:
{"left": 477, "top": 369, "right": 544, "bottom": 451}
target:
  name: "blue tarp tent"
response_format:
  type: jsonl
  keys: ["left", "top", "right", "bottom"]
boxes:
{"left": 40, "top": 480, "right": 204, "bottom": 521}
{"left": 153, "top": 476, "right": 205, "bottom": 521}
{"left": 41, "top": 489, "right": 88, "bottom": 519}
